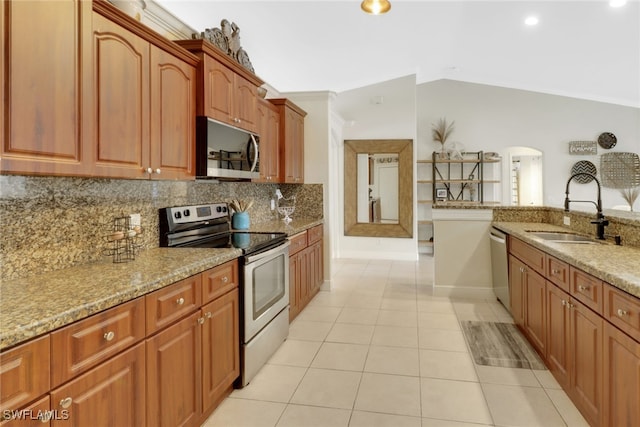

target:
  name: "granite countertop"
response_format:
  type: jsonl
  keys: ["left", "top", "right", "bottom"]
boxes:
{"left": 493, "top": 222, "right": 640, "bottom": 299}
{"left": 0, "top": 217, "right": 323, "bottom": 351}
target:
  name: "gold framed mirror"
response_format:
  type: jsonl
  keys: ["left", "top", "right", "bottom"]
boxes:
{"left": 344, "top": 139, "right": 413, "bottom": 237}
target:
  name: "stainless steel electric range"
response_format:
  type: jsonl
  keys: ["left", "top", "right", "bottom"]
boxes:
{"left": 159, "top": 203, "right": 290, "bottom": 386}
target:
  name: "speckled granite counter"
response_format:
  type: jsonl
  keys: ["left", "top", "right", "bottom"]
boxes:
{"left": 493, "top": 222, "right": 640, "bottom": 299}
{"left": 0, "top": 217, "right": 323, "bottom": 351}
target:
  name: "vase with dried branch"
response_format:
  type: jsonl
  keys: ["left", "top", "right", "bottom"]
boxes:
{"left": 431, "top": 118, "right": 455, "bottom": 159}
{"left": 229, "top": 198, "right": 254, "bottom": 230}
{"left": 620, "top": 187, "right": 639, "bottom": 212}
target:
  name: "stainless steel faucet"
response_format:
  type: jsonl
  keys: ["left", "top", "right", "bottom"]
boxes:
{"left": 564, "top": 173, "right": 609, "bottom": 240}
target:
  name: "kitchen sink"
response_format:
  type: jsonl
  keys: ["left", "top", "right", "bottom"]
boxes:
{"left": 528, "top": 231, "right": 598, "bottom": 244}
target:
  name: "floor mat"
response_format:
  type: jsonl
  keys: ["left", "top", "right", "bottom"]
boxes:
{"left": 460, "top": 321, "right": 546, "bottom": 370}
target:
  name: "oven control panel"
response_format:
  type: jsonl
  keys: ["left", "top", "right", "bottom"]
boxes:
{"left": 165, "top": 203, "right": 228, "bottom": 225}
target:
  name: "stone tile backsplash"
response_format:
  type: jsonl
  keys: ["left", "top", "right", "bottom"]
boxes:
{"left": 0, "top": 176, "right": 323, "bottom": 281}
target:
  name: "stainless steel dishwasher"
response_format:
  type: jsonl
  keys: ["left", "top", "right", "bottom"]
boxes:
{"left": 490, "top": 227, "right": 510, "bottom": 312}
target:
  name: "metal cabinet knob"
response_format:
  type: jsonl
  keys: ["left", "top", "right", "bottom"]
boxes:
{"left": 146, "top": 167, "right": 153, "bottom": 174}
{"left": 221, "top": 276, "right": 228, "bottom": 283}
{"left": 578, "top": 285, "right": 589, "bottom": 292}
{"left": 617, "top": 308, "right": 628, "bottom": 317}
{"left": 561, "top": 300, "right": 567, "bottom": 306}
{"left": 60, "top": 397, "right": 73, "bottom": 409}
{"left": 205, "top": 312, "right": 212, "bottom": 319}
{"left": 104, "top": 331, "right": 115, "bottom": 341}
{"left": 176, "top": 297, "right": 185, "bottom": 305}
{"left": 551, "top": 269, "right": 560, "bottom": 275}
{"left": 154, "top": 168, "right": 161, "bottom": 174}
{"left": 197, "top": 317, "right": 205, "bottom": 325}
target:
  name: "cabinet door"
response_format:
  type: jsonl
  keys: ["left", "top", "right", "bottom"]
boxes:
{"left": 289, "top": 253, "right": 300, "bottom": 322}
{"left": 255, "top": 99, "right": 279, "bottom": 183}
{"left": 0, "top": 395, "right": 50, "bottom": 427}
{"left": 1, "top": 0, "right": 92, "bottom": 176}
{"left": 283, "top": 108, "right": 304, "bottom": 183}
{"left": 233, "top": 74, "right": 258, "bottom": 133}
{"left": 201, "top": 56, "right": 234, "bottom": 124}
{"left": 309, "top": 240, "right": 323, "bottom": 297}
{"left": 298, "top": 248, "right": 311, "bottom": 309}
{"left": 570, "top": 299, "right": 603, "bottom": 427}
{"left": 508, "top": 255, "right": 525, "bottom": 328}
{"left": 546, "top": 283, "right": 571, "bottom": 389}
{"left": 149, "top": 45, "right": 195, "bottom": 180}
{"left": 603, "top": 322, "right": 640, "bottom": 427}
{"left": 50, "top": 343, "right": 145, "bottom": 427}
{"left": 201, "top": 289, "right": 240, "bottom": 415}
{"left": 524, "top": 269, "right": 546, "bottom": 357}
{"left": 146, "top": 313, "right": 201, "bottom": 427}
{"left": 92, "top": 12, "right": 150, "bottom": 179}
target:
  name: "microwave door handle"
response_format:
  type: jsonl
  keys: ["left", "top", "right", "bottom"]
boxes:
{"left": 249, "top": 134, "right": 259, "bottom": 173}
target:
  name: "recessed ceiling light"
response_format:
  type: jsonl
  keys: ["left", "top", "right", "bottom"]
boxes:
{"left": 524, "top": 16, "right": 539, "bottom": 26}
{"left": 609, "top": 0, "right": 627, "bottom": 7}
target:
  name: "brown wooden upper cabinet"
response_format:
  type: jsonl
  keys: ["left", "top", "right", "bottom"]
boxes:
{"left": 91, "top": 3, "right": 197, "bottom": 180}
{"left": 1, "top": 0, "right": 93, "bottom": 176}
{"left": 175, "top": 40, "right": 263, "bottom": 135}
{"left": 255, "top": 98, "right": 280, "bottom": 183}
{"left": 270, "top": 98, "right": 307, "bottom": 184}
{"left": 1, "top": 0, "right": 198, "bottom": 180}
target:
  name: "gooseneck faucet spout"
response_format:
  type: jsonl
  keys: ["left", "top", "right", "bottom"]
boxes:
{"left": 564, "top": 173, "right": 608, "bottom": 240}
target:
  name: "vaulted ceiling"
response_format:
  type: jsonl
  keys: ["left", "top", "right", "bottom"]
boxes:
{"left": 157, "top": 0, "right": 640, "bottom": 107}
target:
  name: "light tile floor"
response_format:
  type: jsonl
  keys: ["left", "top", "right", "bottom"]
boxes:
{"left": 203, "top": 256, "right": 588, "bottom": 427}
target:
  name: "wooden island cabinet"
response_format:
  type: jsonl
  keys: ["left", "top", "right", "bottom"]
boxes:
{"left": 0, "top": 260, "right": 239, "bottom": 427}
{"left": 508, "top": 236, "right": 639, "bottom": 427}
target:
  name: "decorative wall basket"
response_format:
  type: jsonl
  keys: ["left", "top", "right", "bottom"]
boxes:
{"left": 600, "top": 152, "right": 640, "bottom": 188}
{"left": 570, "top": 160, "right": 597, "bottom": 183}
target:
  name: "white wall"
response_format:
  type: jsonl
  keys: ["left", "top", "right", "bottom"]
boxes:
{"left": 334, "top": 75, "right": 418, "bottom": 260}
{"left": 417, "top": 80, "right": 640, "bottom": 212}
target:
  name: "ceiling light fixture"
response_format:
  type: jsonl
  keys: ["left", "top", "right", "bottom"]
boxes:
{"left": 361, "top": 0, "right": 391, "bottom": 15}
{"left": 524, "top": 16, "right": 539, "bottom": 26}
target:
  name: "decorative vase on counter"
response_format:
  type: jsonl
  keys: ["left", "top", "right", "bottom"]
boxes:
{"left": 232, "top": 211, "right": 250, "bottom": 230}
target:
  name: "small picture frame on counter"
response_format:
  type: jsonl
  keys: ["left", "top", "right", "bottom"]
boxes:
{"left": 436, "top": 188, "right": 448, "bottom": 201}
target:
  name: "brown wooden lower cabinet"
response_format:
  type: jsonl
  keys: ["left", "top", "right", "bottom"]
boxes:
{"left": 0, "top": 395, "right": 50, "bottom": 427}
{"left": 603, "top": 322, "right": 640, "bottom": 427}
{"left": 508, "top": 236, "right": 640, "bottom": 427}
{"left": 289, "top": 228, "right": 324, "bottom": 322}
{"left": 201, "top": 289, "right": 239, "bottom": 416}
{"left": 146, "top": 312, "right": 201, "bottom": 427}
{"left": 50, "top": 342, "right": 146, "bottom": 427}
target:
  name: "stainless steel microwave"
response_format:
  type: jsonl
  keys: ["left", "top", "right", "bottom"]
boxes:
{"left": 196, "top": 116, "right": 259, "bottom": 180}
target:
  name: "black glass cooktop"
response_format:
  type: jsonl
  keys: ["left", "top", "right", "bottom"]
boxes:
{"left": 178, "top": 231, "right": 287, "bottom": 255}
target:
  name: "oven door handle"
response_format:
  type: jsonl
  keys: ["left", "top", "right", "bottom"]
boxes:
{"left": 249, "top": 133, "right": 259, "bottom": 173}
{"left": 245, "top": 240, "right": 290, "bottom": 264}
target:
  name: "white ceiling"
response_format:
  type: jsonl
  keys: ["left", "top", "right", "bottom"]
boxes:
{"left": 156, "top": 0, "right": 640, "bottom": 107}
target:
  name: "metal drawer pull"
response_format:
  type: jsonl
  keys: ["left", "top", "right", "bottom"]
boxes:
{"left": 578, "top": 285, "right": 589, "bottom": 292}
{"left": 551, "top": 269, "right": 560, "bottom": 275}
{"left": 561, "top": 300, "right": 567, "bottom": 306}
{"left": 60, "top": 397, "right": 73, "bottom": 409}
{"left": 617, "top": 308, "right": 629, "bottom": 317}
{"left": 176, "top": 297, "right": 185, "bottom": 305}
{"left": 206, "top": 312, "right": 212, "bottom": 319}
{"left": 221, "top": 276, "right": 229, "bottom": 283}
{"left": 104, "top": 331, "right": 115, "bottom": 341}
{"left": 197, "top": 317, "right": 205, "bottom": 325}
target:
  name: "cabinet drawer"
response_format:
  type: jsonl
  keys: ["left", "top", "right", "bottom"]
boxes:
{"left": 146, "top": 274, "right": 201, "bottom": 334}
{"left": 570, "top": 267, "right": 603, "bottom": 314}
{"left": 51, "top": 298, "right": 145, "bottom": 387}
{"left": 0, "top": 335, "right": 50, "bottom": 413}
{"left": 289, "top": 231, "right": 307, "bottom": 256}
{"left": 546, "top": 255, "right": 570, "bottom": 292}
{"left": 509, "top": 238, "right": 545, "bottom": 275}
{"left": 604, "top": 284, "right": 640, "bottom": 342}
{"left": 307, "top": 224, "right": 323, "bottom": 245}
{"left": 202, "top": 260, "right": 238, "bottom": 303}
